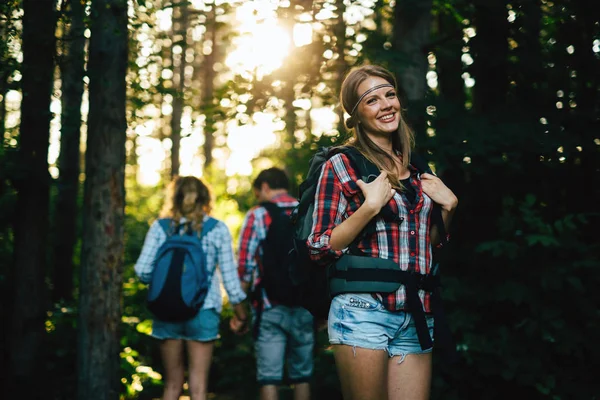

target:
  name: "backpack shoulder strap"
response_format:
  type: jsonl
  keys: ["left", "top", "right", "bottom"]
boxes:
{"left": 409, "top": 152, "right": 433, "bottom": 174}
{"left": 200, "top": 217, "right": 219, "bottom": 238}
{"left": 330, "top": 146, "right": 380, "bottom": 183}
{"left": 409, "top": 153, "right": 448, "bottom": 246}
{"left": 157, "top": 218, "right": 173, "bottom": 235}
{"left": 259, "top": 201, "right": 280, "bottom": 219}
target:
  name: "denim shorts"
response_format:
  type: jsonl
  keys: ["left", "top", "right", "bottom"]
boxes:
{"left": 151, "top": 308, "right": 220, "bottom": 342}
{"left": 328, "top": 293, "right": 434, "bottom": 359}
{"left": 254, "top": 305, "right": 315, "bottom": 385}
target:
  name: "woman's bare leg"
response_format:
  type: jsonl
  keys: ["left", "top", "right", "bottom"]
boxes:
{"left": 186, "top": 340, "right": 215, "bottom": 400}
{"left": 387, "top": 353, "right": 432, "bottom": 400}
{"left": 160, "top": 339, "right": 185, "bottom": 400}
{"left": 333, "top": 344, "right": 388, "bottom": 400}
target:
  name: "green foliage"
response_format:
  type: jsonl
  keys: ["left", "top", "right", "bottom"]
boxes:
{"left": 433, "top": 194, "right": 600, "bottom": 399}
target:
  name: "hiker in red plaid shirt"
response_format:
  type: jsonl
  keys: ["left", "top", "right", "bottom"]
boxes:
{"left": 307, "top": 65, "right": 458, "bottom": 400}
{"left": 234, "top": 168, "right": 314, "bottom": 400}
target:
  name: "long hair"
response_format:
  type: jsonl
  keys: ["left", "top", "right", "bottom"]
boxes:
{"left": 159, "top": 176, "right": 212, "bottom": 232}
{"left": 339, "top": 64, "right": 415, "bottom": 188}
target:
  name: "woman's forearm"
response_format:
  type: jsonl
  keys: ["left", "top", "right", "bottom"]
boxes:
{"left": 329, "top": 202, "right": 379, "bottom": 251}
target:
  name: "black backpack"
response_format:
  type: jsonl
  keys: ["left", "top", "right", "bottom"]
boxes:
{"left": 256, "top": 201, "right": 301, "bottom": 307}
{"left": 250, "top": 201, "right": 304, "bottom": 338}
{"left": 288, "top": 145, "right": 456, "bottom": 359}
{"left": 288, "top": 146, "right": 448, "bottom": 319}
{"left": 288, "top": 146, "right": 382, "bottom": 319}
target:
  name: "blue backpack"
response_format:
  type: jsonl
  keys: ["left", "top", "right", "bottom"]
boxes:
{"left": 147, "top": 217, "right": 218, "bottom": 322}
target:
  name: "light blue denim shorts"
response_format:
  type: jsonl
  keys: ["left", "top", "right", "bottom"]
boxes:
{"left": 254, "top": 305, "right": 315, "bottom": 386}
{"left": 328, "top": 293, "right": 434, "bottom": 359}
{"left": 151, "top": 308, "right": 220, "bottom": 342}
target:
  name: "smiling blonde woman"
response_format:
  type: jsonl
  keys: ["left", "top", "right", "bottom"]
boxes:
{"left": 307, "top": 64, "right": 458, "bottom": 400}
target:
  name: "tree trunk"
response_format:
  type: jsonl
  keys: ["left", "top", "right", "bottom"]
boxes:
{"left": 8, "top": 0, "right": 56, "bottom": 394}
{"left": 392, "top": 0, "right": 433, "bottom": 102}
{"left": 514, "top": 0, "right": 542, "bottom": 109}
{"left": 53, "top": 0, "right": 86, "bottom": 303}
{"left": 170, "top": 1, "right": 188, "bottom": 178}
{"left": 76, "top": 0, "right": 128, "bottom": 398}
{"left": 435, "top": 10, "right": 465, "bottom": 109}
{"left": 202, "top": 5, "right": 217, "bottom": 169}
{"left": 470, "top": 0, "right": 509, "bottom": 114}
{"left": 334, "top": 0, "right": 347, "bottom": 133}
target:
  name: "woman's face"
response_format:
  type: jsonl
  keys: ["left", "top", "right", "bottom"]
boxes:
{"left": 181, "top": 190, "right": 198, "bottom": 213}
{"left": 355, "top": 76, "right": 400, "bottom": 137}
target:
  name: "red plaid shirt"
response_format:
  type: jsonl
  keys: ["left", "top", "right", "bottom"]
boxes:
{"left": 307, "top": 153, "right": 438, "bottom": 313}
{"left": 237, "top": 193, "right": 298, "bottom": 310}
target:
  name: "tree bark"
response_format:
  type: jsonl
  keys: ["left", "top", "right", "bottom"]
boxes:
{"left": 470, "top": 0, "right": 509, "bottom": 114}
{"left": 435, "top": 9, "right": 465, "bottom": 108}
{"left": 53, "top": 0, "right": 86, "bottom": 303}
{"left": 334, "top": 0, "right": 347, "bottom": 133}
{"left": 76, "top": 0, "right": 128, "bottom": 398}
{"left": 170, "top": 1, "right": 188, "bottom": 178}
{"left": 392, "top": 0, "right": 433, "bottom": 102}
{"left": 8, "top": 0, "right": 56, "bottom": 393}
{"left": 202, "top": 5, "right": 217, "bottom": 169}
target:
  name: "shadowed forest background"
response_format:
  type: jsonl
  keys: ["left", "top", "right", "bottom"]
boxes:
{"left": 0, "top": 0, "right": 598, "bottom": 399}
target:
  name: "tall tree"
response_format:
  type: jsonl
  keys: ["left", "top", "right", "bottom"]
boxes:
{"left": 202, "top": 4, "right": 217, "bottom": 168}
{"left": 392, "top": 0, "right": 433, "bottom": 102}
{"left": 76, "top": 0, "right": 128, "bottom": 397}
{"left": 53, "top": 0, "right": 86, "bottom": 302}
{"left": 470, "top": 0, "right": 509, "bottom": 113}
{"left": 8, "top": 0, "right": 57, "bottom": 393}
{"left": 435, "top": 5, "right": 466, "bottom": 109}
{"left": 333, "top": 0, "right": 348, "bottom": 132}
{"left": 170, "top": 0, "right": 189, "bottom": 177}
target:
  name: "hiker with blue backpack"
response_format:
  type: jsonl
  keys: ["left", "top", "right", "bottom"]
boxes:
{"left": 234, "top": 167, "right": 314, "bottom": 400}
{"left": 134, "top": 176, "right": 249, "bottom": 400}
{"left": 305, "top": 65, "right": 458, "bottom": 400}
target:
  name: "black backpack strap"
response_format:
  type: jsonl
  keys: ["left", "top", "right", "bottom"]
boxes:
{"left": 331, "top": 146, "right": 380, "bottom": 183}
{"left": 409, "top": 153, "right": 456, "bottom": 361}
{"left": 410, "top": 153, "right": 448, "bottom": 247}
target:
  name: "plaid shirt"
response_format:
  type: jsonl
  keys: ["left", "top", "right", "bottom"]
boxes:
{"left": 134, "top": 216, "right": 247, "bottom": 312}
{"left": 237, "top": 193, "right": 298, "bottom": 311}
{"left": 307, "top": 153, "right": 438, "bottom": 313}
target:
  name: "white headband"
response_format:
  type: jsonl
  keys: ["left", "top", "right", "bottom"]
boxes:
{"left": 349, "top": 83, "right": 395, "bottom": 115}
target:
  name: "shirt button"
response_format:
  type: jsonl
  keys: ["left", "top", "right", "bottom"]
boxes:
{"left": 409, "top": 210, "right": 414, "bottom": 214}
{"left": 410, "top": 252, "right": 416, "bottom": 257}
{"left": 410, "top": 230, "right": 415, "bottom": 235}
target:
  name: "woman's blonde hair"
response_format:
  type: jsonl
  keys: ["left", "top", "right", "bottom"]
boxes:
{"left": 340, "top": 64, "right": 415, "bottom": 188}
{"left": 159, "top": 176, "right": 212, "bottom": 232}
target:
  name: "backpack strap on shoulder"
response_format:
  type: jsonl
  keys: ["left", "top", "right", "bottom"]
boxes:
{"left": 409, "top": 153, "right": 448, "bottom": 247}
{"left": 200, "top": 217, "right": 219, "bottom": 237}
{"left": 330, "top": 146, "right": 380, "bottom": 183}
{"left": 259, "top": 201, "right": 281, "bottom": 219}
{"left": 157, "top": 218, "right": 174, "bottom": 235}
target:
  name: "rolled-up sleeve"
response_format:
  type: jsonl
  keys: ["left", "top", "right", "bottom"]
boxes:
{"left": 216, "top": 223, "right": 247, "bottom": 305}
{"left": 307, "top": 157, "right": 348, "bottom": 264}
{"left": 134, "top": 220, "right": 165, "bottom": 283}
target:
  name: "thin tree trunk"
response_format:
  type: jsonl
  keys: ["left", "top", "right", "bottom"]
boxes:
{"left": 76, "top": 0, "right": 128, "bottom": 397}
{"left": 202, "top": 5, "right": 216, "bottom": 168}
{"left": 334, "top": 0, "right": 347, "bottom": 133}
{"left": 514, "top": 0, "right": 542, "bottom": 108}
{"left": 8, "top": 0, "right": 56, "bottom": 394}
{"left": 470, "top": 0, "right": 509, "bottom": 114}
{"left": 53, "top": 0, "right": 86, "bottom": 303}
{"left": 392, "top": 0, "right": 433, "bottom": 102}
{"left": 170, "top": 1, "right": 188, "bottom": 178}
{"left": 435, "top": 10, "right": 465, "bottom": 109}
